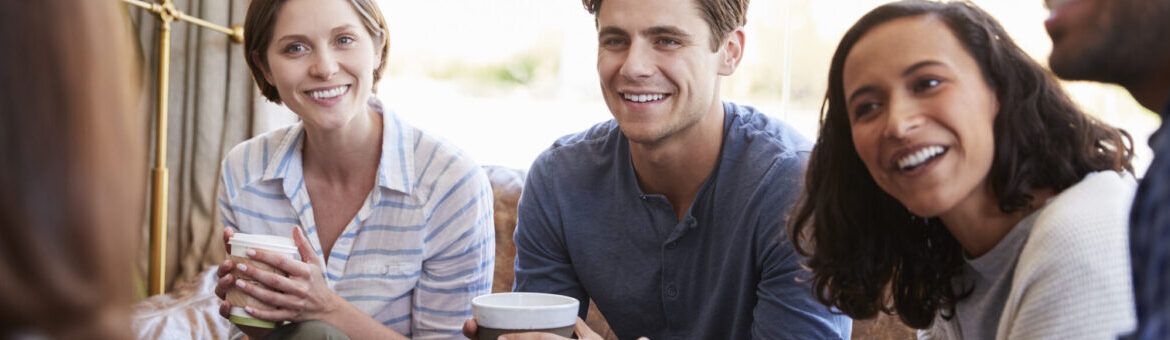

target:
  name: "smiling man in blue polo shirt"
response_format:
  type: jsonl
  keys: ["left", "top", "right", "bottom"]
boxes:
{"left": 504, "top": 0, "right": 851, "bottom": 338}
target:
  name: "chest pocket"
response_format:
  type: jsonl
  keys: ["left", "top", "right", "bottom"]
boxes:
{"left": 362, "top": 262, "right": 422, "bottom": 280}
{"left": 348, "top": 261, "right": 421, "bottom": 287}
{"left": 333, "top": 260, "right": 422, "bottom": 307}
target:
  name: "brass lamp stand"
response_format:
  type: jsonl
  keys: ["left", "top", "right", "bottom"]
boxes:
{"left": 121, "top": 0, "right": 243, "bottom": 296}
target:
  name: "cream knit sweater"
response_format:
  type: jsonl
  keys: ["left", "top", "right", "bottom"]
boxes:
{"left": 921, "top": 171, "right": 1138, "bottom": 339}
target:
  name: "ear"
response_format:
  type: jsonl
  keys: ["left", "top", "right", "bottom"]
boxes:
{"left": 717, "top": 29, "right": 745, "bottom": 76}
{"left": 251, "top": 51, "right": 275, "bottom": 85}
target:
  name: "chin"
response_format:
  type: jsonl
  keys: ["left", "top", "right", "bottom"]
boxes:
{"left": 619, "top": 125, "right": 669, "bottom": 145}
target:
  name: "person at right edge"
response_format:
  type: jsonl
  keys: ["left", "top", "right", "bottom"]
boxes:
{"left": 1043, "top": 0, "right": 1170, "bottom": 338}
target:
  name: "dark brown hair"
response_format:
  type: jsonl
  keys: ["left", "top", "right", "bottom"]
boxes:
{"left": 0, "top": 1, "right": 144, "bottom": 338}
{"left": 581, "top": 0, "right": 748, "bottom": 51}
{"left": 244, "top": 0, "right": 390, "bottom": 103}
{"left": 788, "top": 0, "right": 1134, "bottom": 329}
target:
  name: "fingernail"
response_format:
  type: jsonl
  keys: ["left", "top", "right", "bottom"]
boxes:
{"left": 236, "top": 280, "right": 246, "bottom": 288}
{"left": 246, "top": 249, "right": 256, "bottom": 257}
{"left": 236, "top": 263, "right": 247, "bottom": 272}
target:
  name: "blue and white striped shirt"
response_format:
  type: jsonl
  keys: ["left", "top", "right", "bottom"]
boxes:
{"left": 217, "top": 101, "right": 494, "bottom": 338}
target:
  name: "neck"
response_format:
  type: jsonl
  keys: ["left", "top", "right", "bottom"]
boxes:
{"left": 302, "top": 109, "right": 383, "bottom": 185}
{"left": 938, "top": 186, "right": 1054, "bottom": 258}
{"left": 1124, "top": 62, "right": 1170, "bottom": 113}
{"left": 629, "top": 105, "right": 724, "bottom": 220}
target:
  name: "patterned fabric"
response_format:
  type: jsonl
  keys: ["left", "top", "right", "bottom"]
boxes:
{"left": 217, "top": 99, "right": 494, "bottom": 338}
{"left": 1129, "top": 99, "right": 1170, "bottom": 340}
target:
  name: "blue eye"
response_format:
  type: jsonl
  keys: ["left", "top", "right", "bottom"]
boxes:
{"left": 656, "top": 38, "right": 680, "bottom": 46}
{"left": 601, "top": 37, "right": 627, "bottom": 49}
{"left": 338, "top": 36, "right": 356, "bottom": 45}
{"left": 283, "top": 43, "right": 308, "bottom": 55}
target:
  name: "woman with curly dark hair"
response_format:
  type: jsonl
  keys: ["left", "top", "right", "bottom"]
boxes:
{"left": 789, "top": 1, "right": 1138, "bottom": 338}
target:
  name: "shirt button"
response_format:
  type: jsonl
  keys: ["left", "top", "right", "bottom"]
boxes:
{"left": 665, "top": 285, "right": 678, "bottom": 298}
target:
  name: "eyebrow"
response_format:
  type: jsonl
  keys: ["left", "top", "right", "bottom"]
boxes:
{"left": 273, "top": 24, "right": 363, "bottom": 45}
{"left": 846, "top": 60, "right": 947, "bottom": 104}
{"left": 598, "top": 26, "right": 627, "bottom": 37}
{"left": 642, "top": 25, "right": 690, "bottom": 39}
{"left": 597, "top": 25, "right": 691, "bottom": 39}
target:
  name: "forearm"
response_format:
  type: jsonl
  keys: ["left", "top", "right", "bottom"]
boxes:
{"left": 320, "top": 299, "right": 408, "bottom": 340}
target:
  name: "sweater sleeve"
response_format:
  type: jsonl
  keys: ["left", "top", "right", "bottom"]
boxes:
{"left": 996, "top": 172, "right": 1137, "bottom": 339}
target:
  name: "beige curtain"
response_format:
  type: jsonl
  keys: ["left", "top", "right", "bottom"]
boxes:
{"left": 127, "top": 0, "right": 257, "bottom": 293}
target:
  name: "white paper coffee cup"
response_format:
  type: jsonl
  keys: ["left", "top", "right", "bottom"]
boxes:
{"left": 226, "top": 233, "right": 299, "bottom": 329}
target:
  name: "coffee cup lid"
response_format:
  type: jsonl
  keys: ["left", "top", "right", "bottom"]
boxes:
{"left": 228, "top": 233, "right": 298, "bottom": 254}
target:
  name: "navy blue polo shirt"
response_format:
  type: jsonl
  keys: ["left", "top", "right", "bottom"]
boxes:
{"left": 513, "top": 102, "right": 852, "bottom": 339}
{"left": 1129, "top": 97, "right": 1170, "bottom": 339}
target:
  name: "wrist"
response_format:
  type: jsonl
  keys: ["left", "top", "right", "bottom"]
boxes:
{"left": 318, "top": 293, "right": 350, "bottom": 324}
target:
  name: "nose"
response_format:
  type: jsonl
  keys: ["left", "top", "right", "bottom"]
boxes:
{"left": 618, "top": 41, "right": 654, "bottom": 80}
{"left": 309, "top": 49, "right": 339, "bottom": 80}
{"left": 882, "top": 96, "right": 925, "bottom": 139}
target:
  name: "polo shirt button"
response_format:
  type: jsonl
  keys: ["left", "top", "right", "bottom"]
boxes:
{"left": 665, "top": 285, "right": 678, "bottom": 298}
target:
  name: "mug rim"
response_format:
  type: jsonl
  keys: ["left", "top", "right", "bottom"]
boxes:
{"left": 472, "top": 292, "right": 579, "bottom": 310}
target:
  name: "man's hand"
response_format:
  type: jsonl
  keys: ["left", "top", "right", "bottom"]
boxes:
{"left": 462, "top": 317, "right": 604, "bottom": 340}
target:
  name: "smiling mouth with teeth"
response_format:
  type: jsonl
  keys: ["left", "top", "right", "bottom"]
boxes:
{"left": 307, "top": 85, "right": 350, "bottom": 100}
{"left": 897, "top": 145, "right": 948, "bottom": 172}
{"left": 621, "top": 92, "right": 670, "bottom": 103}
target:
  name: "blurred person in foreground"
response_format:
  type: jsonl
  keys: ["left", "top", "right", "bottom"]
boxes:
{"left": 790, "top": 1, "right": 1137, "bottom": 338}
{"left": 1043, "top": 0, "right": 1170, "bottom": 338}
{"left": 0, "top": 0, "right": 145, "bottom": 339}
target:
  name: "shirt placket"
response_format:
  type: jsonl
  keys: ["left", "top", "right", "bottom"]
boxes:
{"left": 324, "top": 188, "right": 379, "bottom": 288}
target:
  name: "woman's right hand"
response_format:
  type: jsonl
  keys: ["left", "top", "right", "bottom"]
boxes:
{"left": 214, "top": 227, "right": 273, "bottom": 339}
{"left": 214, "top": 227, "right": 236, "bottom": 306}
{"left": 215, "top": 227, "right": 239, "bottom": 324}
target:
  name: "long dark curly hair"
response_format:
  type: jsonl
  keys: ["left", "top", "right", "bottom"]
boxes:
{"left": 787, "top": 0, "right": 1134, "bottom": 329}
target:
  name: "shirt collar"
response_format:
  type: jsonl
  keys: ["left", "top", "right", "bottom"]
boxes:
{"left": 619, "top": 102, "right": 734, "bottom": 219}
{"left": 258, "top": 97, "right": 415, "bottom": 194}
